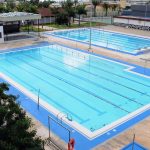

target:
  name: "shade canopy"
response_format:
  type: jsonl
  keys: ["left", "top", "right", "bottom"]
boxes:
{"left": 0, "top": 12, "right": 41, "bottom": 22}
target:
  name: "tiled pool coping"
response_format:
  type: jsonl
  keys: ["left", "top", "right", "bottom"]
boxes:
{"left": 43, "top": 28, "right": 150, "bottom": 56}
{"left": 0, "top": 42, "right": 150, "bottom": 150}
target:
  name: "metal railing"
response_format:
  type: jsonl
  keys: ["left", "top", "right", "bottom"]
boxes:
{"left": 48, "top": 115, "right": 73, "bottom": 142}
{"left": 45, "top": 138, "right": 62, "bottom": 150}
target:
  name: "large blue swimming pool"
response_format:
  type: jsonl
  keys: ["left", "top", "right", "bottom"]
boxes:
{"left": 47, "top": 28, "right": 150, "bottom": 55}
{"left": 0, "top": 44, "right": 150, "bottom": 139}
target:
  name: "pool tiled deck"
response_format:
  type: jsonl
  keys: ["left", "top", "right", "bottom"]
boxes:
{"left": 27, "top": 113, "right": 67, "bottom": 150}
{"left": 0, "top": 25, "right": 150, "bottom": 150}
{"left": 30, "top": 111, "right": 150, "bottom": 150}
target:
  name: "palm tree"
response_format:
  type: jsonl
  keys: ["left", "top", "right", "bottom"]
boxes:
{"left": 102, "top": 2, "right": 110, "bottom": 16}
{"left": 118, "top": 5, "right": 122, "bottom": 15}
{"left": 50, "top": 6, "right": 60, "bottom": 24}
{"left": 73, "top": 0, "right": 78, "bottom": 22}
{"left": 74, "top": 0, "right": 78, "bottom": 7}
{"left": 61, "top": 0, "right": 75, "bottom": 26}
{"left": 111, "top": 4, "right": 118, "bottom": 16}
{"left": 92, "top": 0, "right": 101, "bottom": 17}
{"left": 112, "top": 4, "right": 118, "bottom": 11}
{"left": 76, "top": 4, "right": 87, "bottom": 26}
{"left": 6, "top": 0, "right": 16, "bottom": 12}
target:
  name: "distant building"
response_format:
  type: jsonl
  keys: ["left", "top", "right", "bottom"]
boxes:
{"left": 114, "top": 2, "right": 150, "bottom": 30}
{"left": 37, "top": 8, "right": 55, "bottom": 24}
{"left": 122, "top": 4, "right": 150, "bottom": 17}
{"left": 0, "top": 12, "right": 41, "bottom": 42}
{"left": 126, "top": 0, "right": 150, "bottom": 5}
{"left": 131, "top": 4, "right": 150, "bottom": 17}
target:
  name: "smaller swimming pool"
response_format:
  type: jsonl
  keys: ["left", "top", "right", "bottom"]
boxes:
{"left": 46, "top": 28, "right": 150, "bottom": 55}
{"left": 122, "top": 142, "right": 148, "bottom": 150}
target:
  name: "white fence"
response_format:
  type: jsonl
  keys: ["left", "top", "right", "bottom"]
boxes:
{"left": 34, "top": 17, "right": 55, "bottom": 25}
{"left": 114, "top": 17, "right": 150, "bottom": 27}
{"left": 78, "top": 16, "right": 113, "bottom": 24}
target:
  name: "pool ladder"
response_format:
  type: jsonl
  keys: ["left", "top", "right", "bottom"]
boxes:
{"left": 57, "top": 111, "right": 72, "bottom": 123}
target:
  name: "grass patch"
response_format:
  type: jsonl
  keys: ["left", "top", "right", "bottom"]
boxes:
{"left": 45, "top": 22, "right": 106, "bottom": 29}
{"left": 21, "top": 26, "right": 46, "bottom": 32}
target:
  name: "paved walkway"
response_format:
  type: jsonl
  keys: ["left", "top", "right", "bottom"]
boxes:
{"left": 101, "top": 25, "right": 150, "bottom": 37}
{"left": 34, "top": 25, "right": 57, "bottom": 31}
{"left": 27, "top": 113, "right": 67, "bottom": 150}
{"left": 94, "top": 117, "right": 150, "bottom": 150}
{"left": 0, "top": 36, "right": 39, "bottom": 51}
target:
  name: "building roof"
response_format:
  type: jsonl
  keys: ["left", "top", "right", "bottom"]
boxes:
{"left": 0, "top": 12, "right": 41, "bottom": 22}
{"left": 37, "top": 8, "right": 54, "bottom": 17}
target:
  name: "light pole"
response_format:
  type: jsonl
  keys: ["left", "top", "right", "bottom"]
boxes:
{"left": 37, "top": 89, "right": 40, "bottom": 110}
{"left": 144, "top": 2, "right": 149, "bottom": 18}
{"left": 89, "top": 20, "right": 92, "bottom": 49}
{"left": 89, "top": 5, "right": 93, "bottom": 50}
{"left": 48, "top": 115, "right": 73, "bottom": 142}
{"left": 132, "top": 134, "right": 135, "bottom": 150}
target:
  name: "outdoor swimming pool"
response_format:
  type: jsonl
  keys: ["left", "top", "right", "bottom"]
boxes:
{"left": 47, "top": 28, "right": 150, "bottom": 55}
{"left": 0, "top": 44, "right": 150, "bottom": 140}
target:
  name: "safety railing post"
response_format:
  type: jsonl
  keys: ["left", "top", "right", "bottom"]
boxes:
{"left": 48, "top": 116, "right": 51, "bottom": 139}
{"left": 37, "top": 89, "right": 40, "bottom": 110}
{"left": 48, "top": 115, "right": 73, "bottom": 143}
{"left": 132, "top": 134, "right": 135, "bottom": 150}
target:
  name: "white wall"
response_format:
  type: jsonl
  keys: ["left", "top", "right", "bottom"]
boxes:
{"left": 0, "top": 26, "right": 4, "bottom": 43}
{"left": 34, "top": 17, "right": 55, "bottom": 25}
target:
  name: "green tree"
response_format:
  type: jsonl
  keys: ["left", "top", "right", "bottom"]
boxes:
{"left": 56, "top": 11, "right": 69, "bottom": 25}
{"left": 0, "top": 3, "right": 6, "bottom": 13}
{"left": 6, "top": 0, "right": 16, "bottom": 12}
{"left": 38, "top": 0, "right": 54, "bottom": 8}
{"left": 0, "top": 83, "right": 43, "bottom": 150}
{"left": 92, "top": 0, "right": 101, "bottom": 17}
{"left": 16, "top": 2, "right": 25, "bottom": 12}
{"left": 50, "top": 6, "right": 61, "bottom": 24}
{"left": 76, "top": 4, "right": 87, "bottom": 26}
{"left": 30, "top": 0, "right": 40, "bottom": 5}
{"left": 102, "top": 2, "right": 110, "bottom": 16}
{"left": 17, "top": 2, "right": 37, "bottom": 13}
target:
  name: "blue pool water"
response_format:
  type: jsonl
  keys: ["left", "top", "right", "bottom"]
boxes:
{"left": 0, "top": 44, "right": 150, "bottom": 132}
{"left": 49, "top": 28, "right": 150, "bottom": 54}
